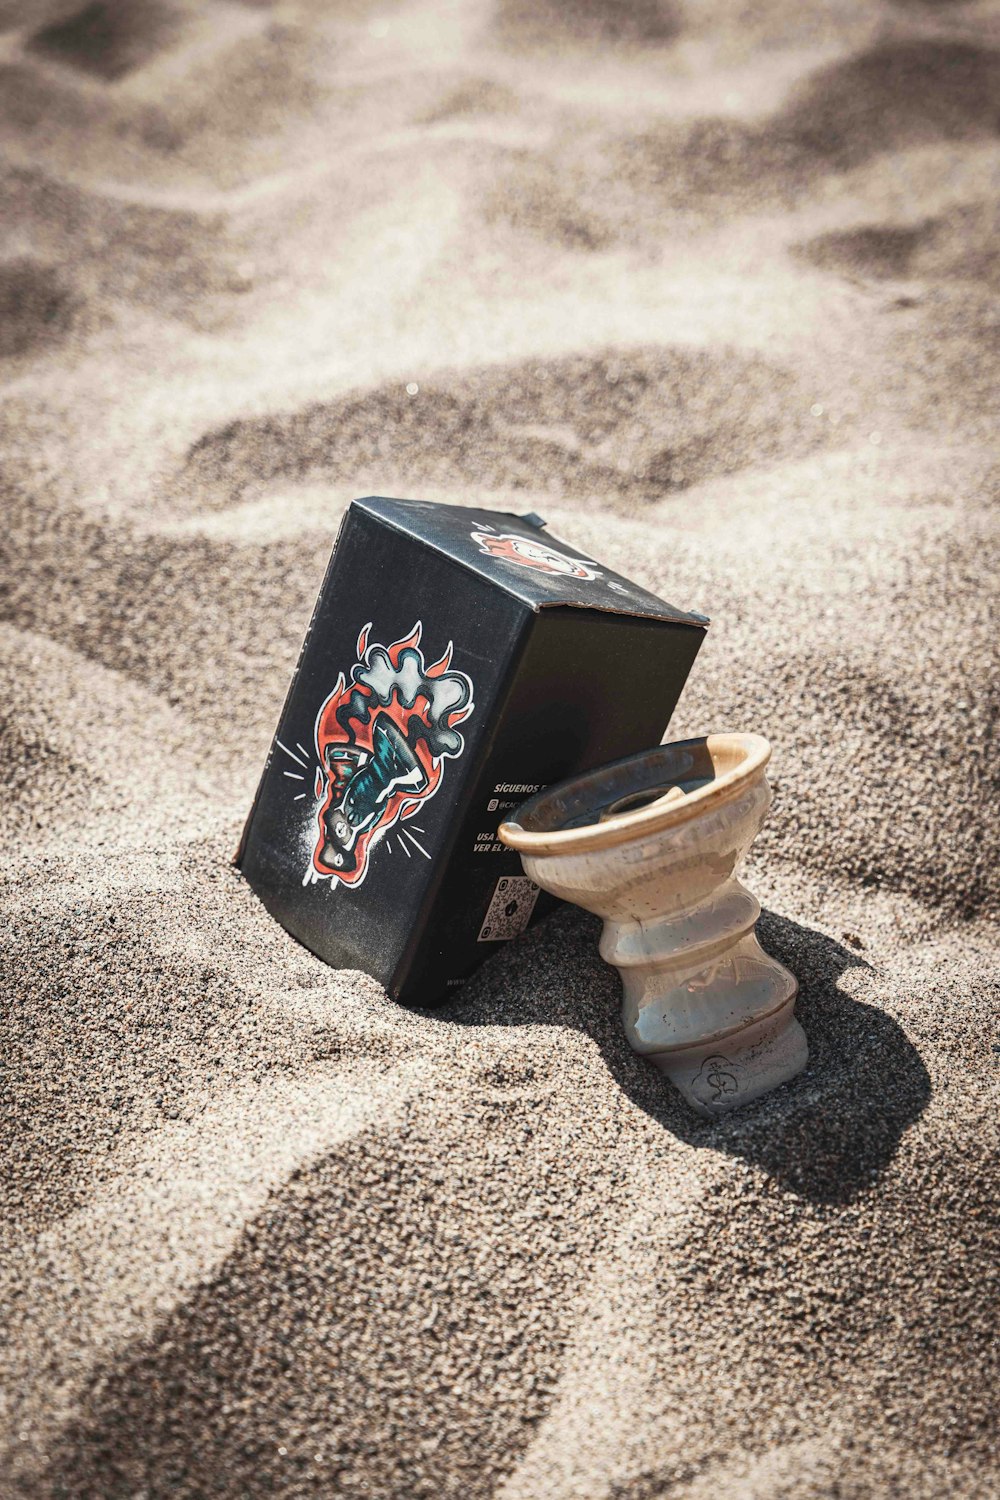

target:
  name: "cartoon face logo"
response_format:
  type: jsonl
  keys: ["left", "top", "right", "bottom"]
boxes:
{"left": 470, "top": 530, "right": 601, "bottom": 580}
{"left": 307, "top": 622, "right": 474, "bottom": 887}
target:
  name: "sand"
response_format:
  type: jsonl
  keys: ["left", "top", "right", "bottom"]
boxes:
{"left": 1, "top": 1, "right": 998, "bottom": 1495}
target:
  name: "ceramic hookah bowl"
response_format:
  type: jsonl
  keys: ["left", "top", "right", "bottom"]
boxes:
{"left": 498, "top": 734, "right": 807, "bottom": 1117}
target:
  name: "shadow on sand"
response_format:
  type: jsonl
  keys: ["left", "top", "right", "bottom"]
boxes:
{"left": 444, "top": 904, "right": 931, "bottom": 1206}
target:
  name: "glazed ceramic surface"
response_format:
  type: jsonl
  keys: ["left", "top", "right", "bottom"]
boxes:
{"left": 499, "top": 734, "right": 807, "bottom": 1117}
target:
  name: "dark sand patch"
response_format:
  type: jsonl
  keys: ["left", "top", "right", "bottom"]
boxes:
{"left": 2, "top": 885, "right": 269, "bottom": 1236}
{"left": 0, "top": 58, "right": 183, "bottom": 174}
{"left": 757, "top": 655, "right": 1000, "bottom": 918}
{"left": 498, "top": 0, "right": 681, "bottom": 47}
{"left": 799, "top": 222, "right": 929, "bottom": 280}
{"left": 420, "top": 77, "right": 522, "bottom": 125}
{"left": 33, "top": 904, "right": 997, "bottom": 1500}
{"left": 0, "top": 491, "right": 316, "bottom": 750}
{"left": 29, "top": 0, "right": 186, "bottom": 81}
{"left": 800, "top": 199, "right": 1000, "bottom": 287}
{"left": 1, "top": 164, "right": 240, "bottom": 329}
{"left": 179, "top": 347, "right": 826, "bottom": 512}
{"left": 778, "top": 39, "right": 1000, "bottom": 167}
{"left": 2, "top": 21, "right": 337, "bottom": 190}
{"left": 39, "top": 1053, "right": 617, "bottom": 1499}
{"left": 483, "top": 150, "right": 619, "bottom": 250}
{"left": 599, "top": 40, "right": 1000, "bottom": 222}
{"left": 0, "top": 624, "right": 228, "bottom": 859}
{"left": 0, "top": 256, "right": 76, "bottom": 357}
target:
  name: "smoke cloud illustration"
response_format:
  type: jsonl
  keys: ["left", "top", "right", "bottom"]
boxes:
{"left": 336, "top": 645, "right": 472, "bottom": 758}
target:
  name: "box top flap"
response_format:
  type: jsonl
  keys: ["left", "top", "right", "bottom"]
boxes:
{"left": 353, "top": 497, "right": 709, "bottom": 627}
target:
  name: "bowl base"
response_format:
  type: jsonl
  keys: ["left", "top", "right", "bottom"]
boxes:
{"left": 647, "top": 995, "right": 808, "bottom": 1117}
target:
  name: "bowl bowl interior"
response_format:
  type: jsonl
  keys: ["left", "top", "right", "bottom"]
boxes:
{"left": 500, "top": 734, "right": 770, "bottom": 854}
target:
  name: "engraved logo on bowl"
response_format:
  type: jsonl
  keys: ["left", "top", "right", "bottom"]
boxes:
{"left": 691, "top": 1054, "right": 743, "bottom": 1109}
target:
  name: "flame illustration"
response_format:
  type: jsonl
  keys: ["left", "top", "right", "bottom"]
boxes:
{"left": 311, "top": 621, "right": 474, "bottom": 886}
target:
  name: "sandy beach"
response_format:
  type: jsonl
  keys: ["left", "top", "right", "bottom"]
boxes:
{"left": 1, "top": 0, "right": 998, "bottom": 1495}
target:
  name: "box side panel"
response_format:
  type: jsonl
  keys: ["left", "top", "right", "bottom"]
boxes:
{"left": 238, "top": 505, "right": 526, "bottom": 987}
{"left": 399, "top": 609, "right": 705, "bottom": 1004}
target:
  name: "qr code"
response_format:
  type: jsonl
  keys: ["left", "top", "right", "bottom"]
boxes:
{"left": 477, "top": 876, "right": 540, "bottom": 942}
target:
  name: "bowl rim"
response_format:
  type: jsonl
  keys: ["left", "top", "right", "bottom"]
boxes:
{"left": 498, "top": 733, "right": 771, "bottom": 857}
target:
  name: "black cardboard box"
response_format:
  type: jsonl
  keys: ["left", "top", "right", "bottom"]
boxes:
{"left": 237, "top": 497, "right": 707, "bottom": 1003}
